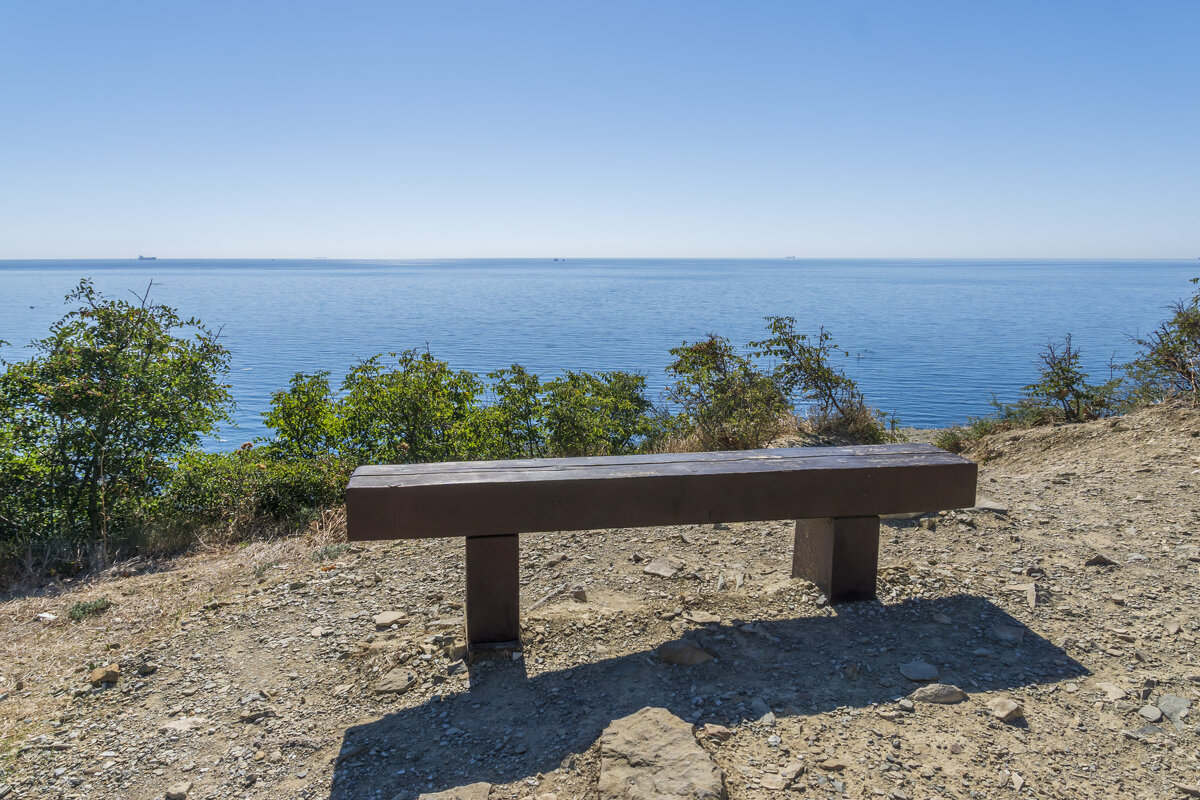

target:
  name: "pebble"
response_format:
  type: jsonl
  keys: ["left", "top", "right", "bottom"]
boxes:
{"left": 165, "top": 779, "right": 192, "bottom": 800}
{"left": 899, "top": 660, "right": 938, "bottom": 681}
{"left": 987, "top": 697, "right": 1025, "bottom": 723}
{"left": 910, "top": 684, "right": 966, "bottom": 704}
{"left": 373, "top": 611, "right": 408, "bottom": 630}
{"left": 1096, "top": 682, "right": 1127, "bottom": 701}
{"left": 1138, "top": 705, "right": 1163, "bottom": 722}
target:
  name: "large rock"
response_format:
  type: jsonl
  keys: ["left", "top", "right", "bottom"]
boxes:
{"left": 599, "top": 707, "right": 726, "bottom": 799}
{"left": 417, "top": 783, "right": 491, "bottom": 800}
{"left": 89, "top": 664, "right": 120, "bottom": 686}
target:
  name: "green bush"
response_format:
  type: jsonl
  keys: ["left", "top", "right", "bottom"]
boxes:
{"left": 1126, "top": 278, "right": 1200, "bottom": 404}
{"left": 751, "top": 316, "right": 896, "bottom": 443}
{"left": 68, "top": 596, "right": 112, "bottom": 621}
{"left": 664, "top": 334, "right": 790, "bottom": 450}
{"left": 1021, "top": 334, "right": 1119, "bottom": 423}
{"left": 0, "top": 280, "right": 231, "bottom": 566}
{"left": 162, "top": 447, "right": 347, "bottom": 539}
{"left": 543, "top": 370, "right": 654, "bottom": 457}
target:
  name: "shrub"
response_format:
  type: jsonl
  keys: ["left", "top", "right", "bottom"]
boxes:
{"left": 482, "top": 365, "right": 548, "bottom": 458}
{"left": 68, "top": 596, "right": 112, "bottom": 621}
{"left": 543, "top": 370, "right": 654, "bottom": 456}
{"left": 664, "top": 334, "right": 790, "bottom": 450}
{"left": 1022, "top": 334, "right": 1119, "bottom": 422}
{"left": 1126, "top": 278, "right": 1200, "bottom": 404}
{"left": 0, "top": 280, "right": 231, "bottom": 564}
{"left": 161, "top": 447, "right": 347, "bottom": 541}
{"left": 751, "top": 316, "right": 895, "bottom": 443}
{"left": 262, "top": 371, "right": 339, "bottom": 460}
{"left": 336, "top": 351, "right": 487, "bottom": 464}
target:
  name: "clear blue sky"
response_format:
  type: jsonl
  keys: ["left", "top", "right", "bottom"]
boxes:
{"left": 1, "top": 1, "right": 1196, "bottom": 258}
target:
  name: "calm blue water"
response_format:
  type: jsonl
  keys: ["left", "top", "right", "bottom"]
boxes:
{"left": 1, "top": 259, "right": 1196, "bottom": 449}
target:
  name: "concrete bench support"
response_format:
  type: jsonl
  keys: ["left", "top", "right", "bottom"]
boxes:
{"left": 465, "top": 534, "right": 521, "bottom": 648}
{"left": 793, "top": 516, "right": 880, "bottom": 602}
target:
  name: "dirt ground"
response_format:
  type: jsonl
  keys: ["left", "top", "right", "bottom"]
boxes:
{"left": 2, "top": 402, "right": 1199, "bottom": 800}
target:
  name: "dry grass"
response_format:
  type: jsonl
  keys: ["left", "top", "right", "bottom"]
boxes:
{"left": 0, "top": 506, "right": 348, "bottom": 759}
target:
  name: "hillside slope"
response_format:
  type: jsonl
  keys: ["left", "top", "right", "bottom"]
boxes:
{"left": 2, "top": 403, "right": 1199, "bottom": 800}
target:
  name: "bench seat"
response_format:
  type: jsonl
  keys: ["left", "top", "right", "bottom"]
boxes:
{"left": 347, "top": 444, "right": 977, "bottom": 648}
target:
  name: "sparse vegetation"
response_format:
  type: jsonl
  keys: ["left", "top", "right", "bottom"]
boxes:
{"left": 14, "top": 276, "right": 1199, "bottom": 586}
{"left": 67, "top": 596, "right": 111, "bottom": 621}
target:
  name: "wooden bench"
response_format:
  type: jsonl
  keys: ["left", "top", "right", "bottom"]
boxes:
{"left": 346, "top": 444, "right": 977, "bottom": 649}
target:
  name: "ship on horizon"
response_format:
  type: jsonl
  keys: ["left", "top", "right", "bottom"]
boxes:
{"left": 137, "top": 255, "right": 157, "bottom": 260}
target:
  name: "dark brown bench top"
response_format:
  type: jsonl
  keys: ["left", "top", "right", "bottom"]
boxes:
{"left": 346, "top": 443, "right": 977, "bottom": 541}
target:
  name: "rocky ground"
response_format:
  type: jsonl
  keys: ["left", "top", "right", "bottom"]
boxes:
{"left": 2, "top": 402, "right": 1200, "bottom": 800}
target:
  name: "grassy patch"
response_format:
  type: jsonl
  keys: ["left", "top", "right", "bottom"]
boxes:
{"left": 67, "top": 596, "right": 112, "bottom": 622}
{"left": 311, "top": 543, "right": 350, "bottom": 563}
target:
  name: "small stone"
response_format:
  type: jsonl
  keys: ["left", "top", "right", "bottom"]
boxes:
{"left": 1096, "top": 682, "right": 1127, "bottom": 701}
{"left": 1173, "top": 783, "right": 1200, "bottom": 798}
{"left": 971, "top": 498, "right": 1009, "bottom": 514}
{"left": 989, "top": 624, "right": 1024, "bottom": 645}
{"left": 683, "top": 610, "right": 721, "bottom": 624}
{"left": 642, "top": 557, "right": 683, "bottom": 578}
{"left": 165, "top": 780, "right": 193, "bottom": 800}
{"left": 160, "top": 716, "right": 207, "bottom": 734}
{"left": 898, "top": 698, "right": 915, "bottom": 712}
{"left": 899, "top": 660, "right": 938, "bottom": 681}
{"left": 571, "top": 588, "right": 588, "bottom": 602}
{"left": 760, "top": 773, "right": 789, "bottom": 790}
{"left": 1156, "top": 695, "right": 1191, "bottom": 729}
{"left": 373, "top": 611, "right": 408, "bottom": 630}
{"left": 1084, "top": 552, "right": 1117, "bottom": 567}
{"left": 1138, "top": 705, "right": 1163, "bottom": 722}
{"left": 658, "top": 640, "right": 713, "bottom": 666}
{"left": 89, "top": 664, "right": 120, "bottom": 686}
{"left": 1012, "top": 772, "right": 1025, "bottom": 791}
{"left": 374, "top": 668, "right": 416, "bottom": 694}
{"left": 919, "top": 517, "right": 937, "bottom": 531}
{"left": 309, "top": 626, "right": 326, "bottom": 638}
{"left": 931, "top": 612, "right": 952, "bottom": 625}
{"left": 987, "top": 697, "right": 1024, "bottom": 723}
{"left": 819, "top": 758, "right": 848, "bottom": 771}
{"left": 701, "top": 723, "right": 733, "bottom": 742}
{"left": 417, "top": 783, "right": 492, "bottom": 800}
{"left": 910, "top": 683, "right": 966, "bottom": 704}
{"left": 1166, "top": 621, "right": 1182, "bottom": 636}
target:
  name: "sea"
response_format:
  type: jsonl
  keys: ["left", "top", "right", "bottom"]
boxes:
{"left": 1, "top": 259, "right": 1195, "bottom": 450}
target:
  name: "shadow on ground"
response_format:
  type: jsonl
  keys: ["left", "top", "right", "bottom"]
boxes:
{"left": 330, "top": 594, "right": 1087, "bottom": 799}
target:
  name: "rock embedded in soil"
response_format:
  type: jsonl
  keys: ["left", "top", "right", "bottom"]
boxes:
{"left": 373, "top": 611, "right": 408, "bottom": 630}
{"left": 374, "top": 668, "right": 416, "bottom": 695}
{"left": 165, "top": 779, "right": 193, "bottom": 800}
{"left": 899, "top": 660, "right": 938, "bottom": 681}
{"left": 658, "top": 639, "right": 713, "bottom": 666}
{"left": 599, "top": 707, "right": 725, "bottom": 800}
{"left": 1155, "top": 695, "right": 1191, "bottom": 729}
{"left": 417, "top": 783, "right": 492, "bottom": 800}
{"left": 1138, "top": 705, "right": 1163, "bottom": 722}
{"left": 89, "top": 664, "right": 119, "bottom": 686}
{"left": 910, "top": 684, "right": 966, "bottom": 704}
{"left": 642, "top": 556, "right": 683, "bottom": 579}
{"left": 1096, "top": 682, "right": 1127, "bottom": 701}
{"left": 987, "top": 697, "right": 1025, "bottom": 723}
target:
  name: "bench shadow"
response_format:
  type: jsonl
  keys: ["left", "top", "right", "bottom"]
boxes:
{"left": 329, "top": 593, "right": 1086, "bottom": 800}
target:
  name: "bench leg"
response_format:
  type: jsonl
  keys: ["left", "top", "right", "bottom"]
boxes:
{"left": 792, "top": 516, "right": 879, "bottom": 602}
{"left": 465, "top": 534, "right": 521, "bottom": 649}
